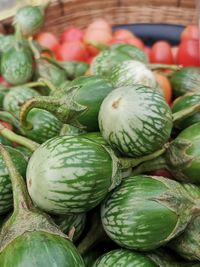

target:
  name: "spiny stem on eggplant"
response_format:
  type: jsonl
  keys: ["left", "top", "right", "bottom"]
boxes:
{"left": 37, "top": 77, "right": 58, "bottom": 92}
{"left": 13, "top": 23, "right": 22, "bottom": 40}
{"left": 19, "top": 96, "right": 59, "bottom": 130}
{"left": 0, "top": 123, "right": 39, "bottom": 152}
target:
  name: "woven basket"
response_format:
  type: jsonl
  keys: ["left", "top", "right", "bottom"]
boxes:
{"left": 1, "top": 0, "right": 197, "bottom": 35}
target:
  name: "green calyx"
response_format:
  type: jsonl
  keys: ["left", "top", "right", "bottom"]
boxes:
{"left": 20, "top": 75, "right": 114, "bottom": 132}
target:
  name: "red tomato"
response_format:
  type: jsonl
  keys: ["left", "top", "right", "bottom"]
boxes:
{"left": 0, "top": 120, "right": 13, "bottom": 130}
{"left": 113, "top": 29, "right": 135, "bottom": 40}
{"left": 154, "top": 72, "right": 172, "bottom": 105}
{"left": 86, "top": 44, "right": 100, "bottom": 57}
{"left": 181, "top": 24, "right": 199, "bottom": 40}
{"left": 147, "top": 169, "right": 173, "bottom": 179}
{"left": 36, "top": 32, "right": 59, "bottom": 52}
{"left": 125, "top": 37, "right": 145, "bottom": 50}
{"left": 176, "top": 39, "right": 200, "bottom": 66}
{"left": 150, "top": 41, "right": 173, "bottom": 64}
{"left": 55, "top": 41, "right": 88, "bottom": 62}
{"left": 60, "top": 27, "right": 83, "bottom": 43}
{"left": 84, "top": 28, "right": 112, "bottom": 45}
{"left": 108, "top": 39, "right": 126, "bottom": 45}
{"left": 171, "top": 46, "right": 178, "bottom": 64}
{"left": 0, "top": 76, "right": 10, "bottom": 87}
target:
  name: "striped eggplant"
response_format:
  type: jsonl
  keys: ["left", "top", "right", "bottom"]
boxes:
{"left": 0, "top": 145, "right": 85, "bottom": 266}
{"left": 53, "top": 213, "right": 86, "bottom": 242}
{"left": 14, "top": 5, "right": 44, "bottom": 36}
{"left": 20, "top": 75, "right": 114, "bottom": 132}
{"left": 99, "top": 85, "right": 172, "bottom": 157}
{"left": 0, "top": 146, "right": 27, "bottom": 215}
{"left": 3, "top": 86, "right": 62, "bottom": 143}
{"left": 26, "top": 135, "right": 122, "bottom": 214}
{"left": 44, "top": 57, "right": 89, "bottom": 80}
{"left": 111, "top": 44, "right": 148, "bottom": 63}
{"left": 91, "top": 44, "right": 148, "bottom": 78}
{"left": 101, "top": 175, "right": 200, "bottom": 251}
{"left": 93, "top": 249, "right": 157, "bottom": 267}
{"left": 133, "top": 122, "right": 200, "bottom": 184}
{"left": 1, "top": 41, "right": 34, "bottom": 85}
{"left": 108, "top": 60, "right": 157, "bottom": 89}
{"left": 172, "top": 93, "right": 200, "bottom": 129}
{"left": 25, "top": 132, "right": 165, "bottom": 215}
{"left": 170, "top": 67, "right": 200, "bottom": 97}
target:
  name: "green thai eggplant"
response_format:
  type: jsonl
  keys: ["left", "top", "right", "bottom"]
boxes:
{"left": 108, "top": 60, "right": 157, "bottom": 88}
{"left": 91, "top": 44, "right": 148, "bottom": 78}
{"left": 172, "top": 93, "right": 200, "bottom": 129}
{"left": 170, "top": 67, "right": 200, "bottom": 97}
{"left": 0, "top": 145, "right": 85, "bottom": 266}
{"left": 14, "top": 5, "right": 45, "bottom": 36}
{"left": 99, "top": 84, "right": 172, "bottom": 157}
{"left": 132, "top": 122, "right": 200, "bottom": 184}
{"left": 101, "top": 175, "right": 200, "bottom": 251}
{"left": 93, "top": 249, "right": 157, "bottom": 267}
{"left": 1, "top": 41, "right": 34, "bottom": 85}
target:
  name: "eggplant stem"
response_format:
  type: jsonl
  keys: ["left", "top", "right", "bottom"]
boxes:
{"left": 19, "top": 96, "right": 60, "bottom": 129}
{"left": 24, "top": 80, "right": 45, "bottom": 88}
{"left": 131, "top": 156, "right": 167, "bottom": 176}
{"left": 0, "top": 144, "right": 33, "bottom": 212}
{"left": 28, "top": 37, "right": 40, "bottom": 59}
{"left": 149, "top": 64, "right": 182, "bottom": 71}
{"left": 38, "top": 78, "right": 57, "bottom": 92}
{"left": 0, "top": 123, "right": 39, "bottom": 152}
{"left": 173, "top": 102, "right": 200, "bottom": 124}
{"left": 119, "top": 146, "right": 167, "bottom": 170}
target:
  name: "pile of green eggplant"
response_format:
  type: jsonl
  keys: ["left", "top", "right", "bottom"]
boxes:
{"left": 0, "top": 3, "right": 200, "bottom": 267}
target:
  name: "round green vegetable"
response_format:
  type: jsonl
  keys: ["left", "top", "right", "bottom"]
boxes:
{"left": 93, "top": 249, "right": 157, "bottom": 267}
{"left": 101, "top": 175, "right": 199, "bottom": 250}
{"left": 172, "top": 93, "right": 200, "bottom": 129}
{"left": 99, "top": 85, "right": 172, "bottom": 157}
{"left": 109, "top": 60, "right": 157, "bottom": 88}
{"left": 170, "top": 67, "right": 200, "bottom": 97}
{"left": 14, "top": 5, "right": 44, "bottom": 36}
{"left": 26, "top": 135, "right": 121, "bottom": 214}
{"left": 1, "top": 42, "right": 33, "bottom": 85}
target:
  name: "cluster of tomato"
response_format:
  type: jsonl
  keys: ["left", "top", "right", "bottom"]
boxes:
{"left": 35, "top": 20, "right": 199, "bottom": 66}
